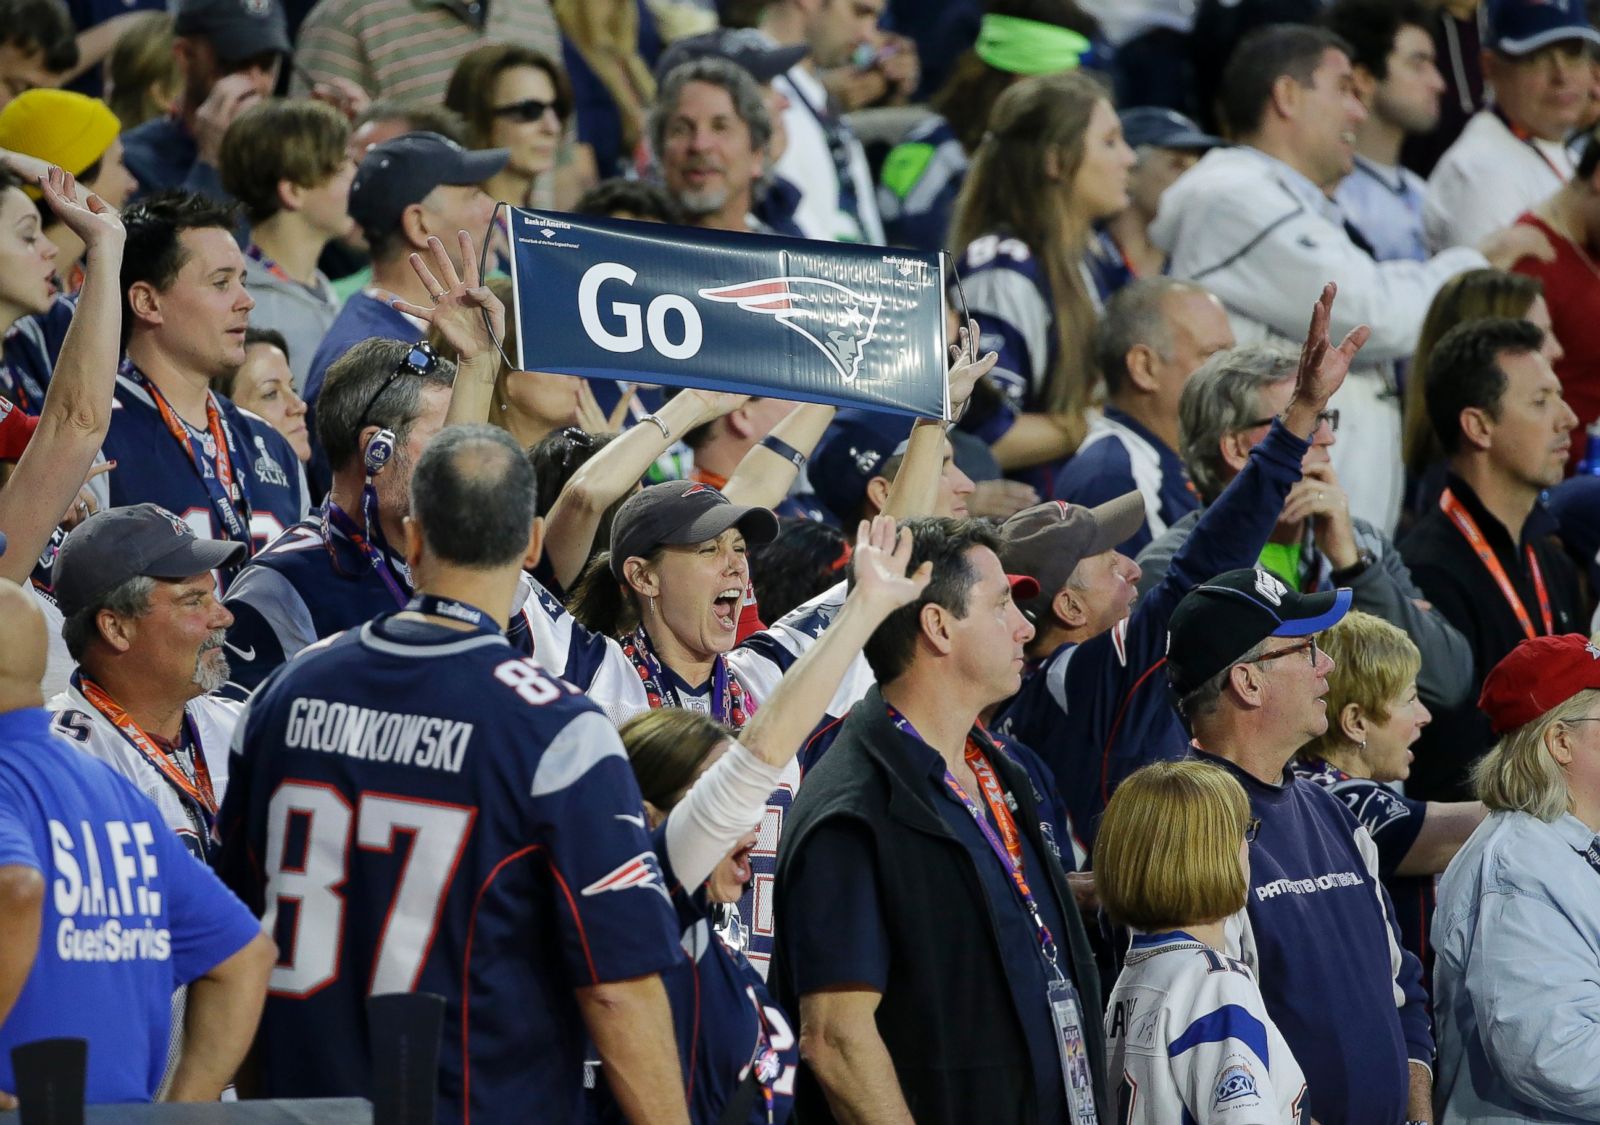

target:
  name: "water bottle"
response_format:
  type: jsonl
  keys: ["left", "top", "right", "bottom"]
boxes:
{"left": 1581, "top": 421, "right": 1600, "bottom": 477}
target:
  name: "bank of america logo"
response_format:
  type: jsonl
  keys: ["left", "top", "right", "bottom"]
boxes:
{"left": 699, "top": 277, "right": 883, "bottom": 383}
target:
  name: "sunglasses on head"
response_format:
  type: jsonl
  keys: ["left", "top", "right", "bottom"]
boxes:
{"left": 356, "top": 341, "right": 443, "bottom": 430}
{"left": 492, "top": 98, "right": 563, "bottom": 123}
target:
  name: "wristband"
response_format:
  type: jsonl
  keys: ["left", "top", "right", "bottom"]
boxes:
{"left": 640, "top": 413, "right": 672, "bottom": 440}
{"left": 1329, "top": 549, "right": 1375, "bottom": 584}
{"left": 760, "top": 434, "right": 807, "bottom": 468}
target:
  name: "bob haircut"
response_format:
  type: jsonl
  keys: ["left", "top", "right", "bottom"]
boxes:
{"left": 1095, "top": 760, "right": 1251, "bottom": 932}
{"left": 1471, "top": 688, "right": 1599, "bottom": 822}
{"left": 1301, "top": 611, "right": 1420, "bottom": 762}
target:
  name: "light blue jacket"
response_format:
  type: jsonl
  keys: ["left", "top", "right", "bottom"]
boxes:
{"left": 1433, "top": 809, "right": 1600, "bottom": 1123}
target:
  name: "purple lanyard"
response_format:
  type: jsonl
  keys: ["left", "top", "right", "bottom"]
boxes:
{"left": 322, "top": 489, "right": 408, "bottom": 607}
{"left": 888, "top": 707, "right": 1065, "bottom": 979}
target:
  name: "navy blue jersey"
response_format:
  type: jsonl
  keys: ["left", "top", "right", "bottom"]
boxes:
{"left": 0, "top": 296, "right": 74, "bottom": 414}
{"left": 1052, "top": 407, "right": 1198, "bottom": 555}
{"left": 592, "top": 821, "right": 796, "bottom": 1125}
{"left": 996, "top": 421, "right": 1310, "bottom": 851}
{"left": 104, "top": 368, "right": 309, "bottom": 560}
{"left": 217, "top": 613, "right": 683, "bottom": 1123}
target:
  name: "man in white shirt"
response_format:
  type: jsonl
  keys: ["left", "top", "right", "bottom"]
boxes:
{"left": 1327, "top": 0, "right": 1445, "bottom": 262}
{"left": 1153, "top": 23, "right": 1537, "bottom": 534}
{"left": 760, "top": 0, "right": 886, "bottom": 244}
{"left": 1424, "top": 0, "right": 1600, "bottom": 251}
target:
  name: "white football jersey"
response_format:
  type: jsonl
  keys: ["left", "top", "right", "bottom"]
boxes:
{"left": 1107, "top": 932, "right": 1309, "bottom": 1124}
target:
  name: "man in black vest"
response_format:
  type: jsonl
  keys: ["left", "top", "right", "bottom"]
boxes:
{"left": 772, "top": 517, "right": 1108, "bottom": 1125}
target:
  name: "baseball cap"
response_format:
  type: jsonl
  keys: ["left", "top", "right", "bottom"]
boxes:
{"left": 1479, "top": 634, "right": 1600, "bottom": 734}
{"left": 173, "top": 0, "right": 290, "bottom": 64}
{"left": 808, "top": 410, "right": 916, "bottom": 525}
{"left": 1119, "top": 107, "right": 1224, "bottom": 152}
{"left": 609, "top": 481, "right": 779, "bottom": 580}
{"left": 347, "top": 132, "right": 508, "bottom": 244}
{"left": 1166, "top": 567, "right": 1352, "bottom": 698}
{"left": 1547, "top": 475, "right": 1600, "bottom": 597}
{"left": 52, "top": 504, "right": 245, "bottom": 617}
{"left": 997, "top": 493, "right": 1146, "bottom": 612}
{"left": 1482, "top": 0, "right": 1600, "bottom": 56}
{"left": 656, "top": 27, "right": 809, "bottom": 85}
{"left": 0, "top": 91, "right": 119, "bottom": 194}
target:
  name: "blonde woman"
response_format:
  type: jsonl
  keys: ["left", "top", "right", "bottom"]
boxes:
{"left": 948, "top": 69, "right": 1134, "bottom": 477}
{"left": 1434, "top": 634, "right": 1600, "bottom": 1123}
{"left": 1293, "top": 610, "right": 1485, "bottom": 988}
{"left": 1098, "top": 761, "right": 1310, "bottom": 1124}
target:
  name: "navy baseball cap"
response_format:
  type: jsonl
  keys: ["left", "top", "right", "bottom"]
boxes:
{"left": 609, "top": 481, "right": 778, "bottom": 580}
{"left": 174, "top": 0, "right": 290, "bottom": 63}
{"left": 1120, "top": 107, "right": 1224, "bottom": 152}
{"left": 348, "top": 132, "right": 507, "bottom": 244}
{"left": 1483, "top": 0, "right": 1600, "bottom": 56}
{"left": 52, "top": 504, "right": 245, "bottom": 617}
{"left": 1546, "top": 474, "right": 1600, "bottom": 594}
{"left": 656, "top": 27, "right": 808, "bottom": 85}
{"left": 808, "top": 409, "right": 915, "bottom": 525}
{"left": 1166, "top": 567, "right": 1352, "bottom": 697}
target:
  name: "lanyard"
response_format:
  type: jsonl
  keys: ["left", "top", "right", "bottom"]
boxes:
{"left": 1577, "top": 837, "right": 1600, "bottom": 877}
{"left": 621, "top": 627, "right": 753, "bottom": 728}
{"left": 322, "top": 490, "right": 409, "bottom": 607}
{"left": 406, "top": 593, "right": 496, "bottom": 633}
{"left": 244, "top": 243, "right": 293, "bottom": 283}
{"left": 1440, "top": 488, "right": 1553, "bottom": 640}
{"left": 888, "top": 706, "right": 1064, "bottom": 980}
{"left": 131, "top": 366, "right": 253, "bottom": 547}
{"left": 76, "top": 673, "right": 217, "bottom": 823}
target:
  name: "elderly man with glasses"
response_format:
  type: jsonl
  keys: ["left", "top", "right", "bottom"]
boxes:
{"left": 1137, "top": 342, "right": 1473, "bottom": 717}
{"left": 1167, "top": 566, "right": 1435, "bottom": 1125}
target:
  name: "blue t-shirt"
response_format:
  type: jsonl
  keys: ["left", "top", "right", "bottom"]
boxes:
{"left": 0, "top": 708, "right": 261, "bottom": 1103}
{"left": 782, "top": 728, "right": 1076, "bottom": 1122}
{"left": 217, "top": 612, "right": 682, "bottom": 1123}
{"left": 103, "top": 365, "right": 308, "bottom": 562}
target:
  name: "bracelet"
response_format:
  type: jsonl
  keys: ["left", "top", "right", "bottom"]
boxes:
{"left": 640, "top": 413, "right": 672, "bottom": 440}
{"left": 1329, "top": 549, "right": 1375, "bottom": 585}
{"left": 760, "top": 434, "right": 807, "bottom": 468}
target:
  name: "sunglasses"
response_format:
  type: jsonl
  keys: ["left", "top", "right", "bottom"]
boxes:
{"left": 492, "top": 98, "right": 563, "bottom": 123}
{"left": 356, "top": 341, "right": 442, "bottom": 430}
{"left": 1238, "top": 409, "right": 1339, "bottom": 434}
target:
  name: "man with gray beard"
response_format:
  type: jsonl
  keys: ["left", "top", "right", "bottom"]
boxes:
{"left": 650, "top": 56, "right": 777, "bottom": 234}
{"left": 45, "top": 503, "right": 245, "bottom": 866}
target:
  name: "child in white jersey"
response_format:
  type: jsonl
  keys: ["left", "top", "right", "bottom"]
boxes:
{"left": 1097, "top": 761, "right": 1310, "bottom": 1124}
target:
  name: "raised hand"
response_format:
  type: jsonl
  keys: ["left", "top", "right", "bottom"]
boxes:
{"left": 850, "top": 514, "right": 932, "bottom": 620}
{"left": 1286, "top": 282, "right": 1368, "bottom": 435}
{"left": 391, "top": 231, "right": 505, "bottom": 366}
{"left": 39, "top": 166, "right": 123, "bottom": 253}
{"left": 946, "top": 318, "right": 997, "bottom": 419}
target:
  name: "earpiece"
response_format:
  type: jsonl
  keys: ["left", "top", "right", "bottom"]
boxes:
{"left": 364, "top": 429, "right": 396, "bottom": 477}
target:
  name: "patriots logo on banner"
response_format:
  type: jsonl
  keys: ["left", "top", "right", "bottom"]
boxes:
{"left": 582, "top": 851, "right": 669, "bottom": 903}
{"left": 699, "top": 277, "right": 883, "bottom": 384}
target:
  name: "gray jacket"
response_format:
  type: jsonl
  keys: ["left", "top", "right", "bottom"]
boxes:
{"left": 1135, "top": 508, "right": 1473, "bottom": 708}
{"left": 245, "top": 268, "right": 341, "bottom": 393}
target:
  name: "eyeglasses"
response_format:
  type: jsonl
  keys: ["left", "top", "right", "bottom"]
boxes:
{"left": 356, "top": 341, "right": 442, "bottom": 430}
{"left": 492, "top": 97, "right": 563, "bottom": 123}
{"left": 1245, "top": 817, "right": 1261, "bottom": 844}
{"left": 1237, "top": 409, "right": 1339, "bottom": 434}
{"left": 1246, "top": 635, "right": 1320, "bottom": 668}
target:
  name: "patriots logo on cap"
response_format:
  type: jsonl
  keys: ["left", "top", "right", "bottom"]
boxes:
{"left": 699, "top": 276, "right": 883, "bottom": 383}
{"left": 240, "top": 0, "right": 272, "bottom": 16}
{"left": 581, "top": 851, "right": 669, "bottom": 903}
{"left": 681, "top": 482, "right": 716, "bottom": 498}
{"left": 154, "top": 506, "right": 191, "bottom": 538}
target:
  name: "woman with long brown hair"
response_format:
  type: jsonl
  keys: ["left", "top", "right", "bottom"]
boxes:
{"left": 554, "top": 0, "right": 658, "bottom": 181}
{"left": 444, "top": 43, "right": 572, "bottom": 208}
{"left": 948, "top": 69, "right": 1134, "bottom": 477}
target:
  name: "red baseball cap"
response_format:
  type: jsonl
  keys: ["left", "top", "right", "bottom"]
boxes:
{"left": 1479, "top": 634, "right": 1600, "bottom": 735}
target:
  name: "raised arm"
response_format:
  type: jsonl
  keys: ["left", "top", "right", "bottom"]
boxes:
{"left": 390, "top": 230, "right": 502, "bottom": 430}
{"left": 721, "top": 400, "right": 836, "bottom": 509}
{"left": 0, "top": 168, "right": 124, "bottom": 584}
{"left": 883, "top": 321, "right": 995, "bottom": 519}
{"left": 543, "top": 388, "right": 747, "bottom": 589}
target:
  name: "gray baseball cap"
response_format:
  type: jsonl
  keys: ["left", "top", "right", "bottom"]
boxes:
{"left": 997, "top": 492, "right": 1146, "bottom": 612}
{"left": 173, "top": 0, "right": 290, "bottom": 64}
{"left": 609, "top": 481, "right": 778, "bottom": 580}
{"left": 348, "top": 132, "right": 508, "bottom": 243}
{"left": 52, "top": 504, "right": 245, "bottom": 617}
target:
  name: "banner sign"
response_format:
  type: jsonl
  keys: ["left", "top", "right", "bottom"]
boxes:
{"left": 506, "top": 208, "right": 950, "bottom": 419}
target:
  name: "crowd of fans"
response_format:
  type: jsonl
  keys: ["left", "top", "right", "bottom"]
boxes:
{"left": 5, "top": 0, "right": 1600, "bottom": 1122}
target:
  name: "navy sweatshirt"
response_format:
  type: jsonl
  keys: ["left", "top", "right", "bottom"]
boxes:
{"left": 995, "top": 419, "right": 1311, "bottom": 848}
{"left": 1195, "top": 749, "right": 1432, "bottom": 1125}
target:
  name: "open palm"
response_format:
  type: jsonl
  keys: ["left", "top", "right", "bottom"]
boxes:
{"left": 851, "top": 515, "right": 932, "bottom": 616}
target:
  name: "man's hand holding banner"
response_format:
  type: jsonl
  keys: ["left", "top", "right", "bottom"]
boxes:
{"left": 507, "top": 208, "right": 951, "bottom": 419}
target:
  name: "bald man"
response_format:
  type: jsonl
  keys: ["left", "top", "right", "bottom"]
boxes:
{"left": 0, "top": 579, "right": 273, "bottom": 1105}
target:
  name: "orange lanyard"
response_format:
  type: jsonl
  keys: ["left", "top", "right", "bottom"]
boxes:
{"left": 1440, "top": 488, "right": 1553, "bottom": 640}
{"left": 964, "top": 742, "right": 1024, "bottom": 869}
{"left": 77, "top": 675, "right": 217, "bottom": 817}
